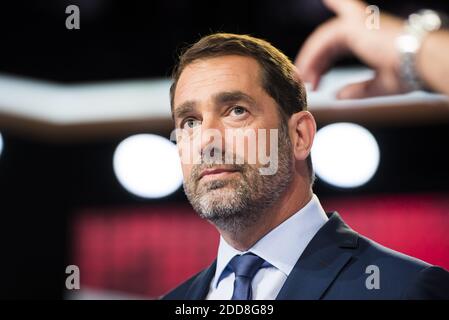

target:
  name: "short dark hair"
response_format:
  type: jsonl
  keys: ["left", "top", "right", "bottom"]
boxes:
{"left": 170, "top": 33, "right": 314, "bottom": 183}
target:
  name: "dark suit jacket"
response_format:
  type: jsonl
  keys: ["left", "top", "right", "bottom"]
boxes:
{"left": 162, "top": 212, "right": 449, "bottom": 300}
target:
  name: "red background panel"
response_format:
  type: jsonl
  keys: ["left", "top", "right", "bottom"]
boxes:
{"left": 72, "top": 193, "right": 449, "bottom": 298}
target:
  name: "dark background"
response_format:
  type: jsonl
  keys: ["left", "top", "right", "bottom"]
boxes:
{"left": 0, "top": 0, "right": 448, "bottom": 299}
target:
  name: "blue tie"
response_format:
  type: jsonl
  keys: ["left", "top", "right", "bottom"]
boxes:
{"left": 228, "top": 253, "right": 265, "bottom": 300}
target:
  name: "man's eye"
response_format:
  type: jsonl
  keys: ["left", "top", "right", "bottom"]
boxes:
{"left": 183, "top": 118, "right": 201, "bottom": 129}
{"left": 230, "top": 106, "right": 247, "bottom": 116}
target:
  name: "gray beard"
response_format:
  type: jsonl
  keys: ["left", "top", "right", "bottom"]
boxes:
{"left": 183, "top": 127, "right": 293, "bottom": 235}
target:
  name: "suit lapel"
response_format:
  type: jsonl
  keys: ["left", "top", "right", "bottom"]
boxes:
{"left": 276, "top": 212, "right": 359, "bottom": 300}
{"left": 185, "top": 260, "right": 217, "bottom": 300}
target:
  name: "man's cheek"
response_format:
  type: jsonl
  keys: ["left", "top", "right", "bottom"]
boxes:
{"left": 224, "top": 128, "right": 257, "bottom": 165}
{"left": 181, "top": 164, "right": 193, "bottom": 180}
{"left": 178, "top": 142, "right": 191, "bottom": 166}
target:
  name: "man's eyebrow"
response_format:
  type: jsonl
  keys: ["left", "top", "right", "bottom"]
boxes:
{"left": 213, "top": 91, "right": 256, "bottom": 106}
{"left": 173, "top": 101, "right": 196, "bottom": 120}
{"left": 172, "top": 91, "right": 256, "bottom": 120}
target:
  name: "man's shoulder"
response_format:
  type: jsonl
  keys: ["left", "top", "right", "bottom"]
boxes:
{"left": 333, "top": 233, "right": 449, "bottom": 299}
{"left": 356, "top": 234, "right": 431, "bottom": 272}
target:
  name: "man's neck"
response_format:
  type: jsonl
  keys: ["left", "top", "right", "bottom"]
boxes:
{"left": 218, "top": 178, "right": 313, "bottom": 251}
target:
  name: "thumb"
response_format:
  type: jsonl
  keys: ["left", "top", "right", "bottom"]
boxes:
{"left": 323, "top": 0, "right": 367, "bottom": 17}
{"left": 337, "top": 70, "right": 406, "bottom": 99}
{"left": 336, "top": 78, "right": 383, "bottom": 99}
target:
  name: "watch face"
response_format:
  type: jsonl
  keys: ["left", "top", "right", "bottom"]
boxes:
{"left": 420, "top": 10, "right": 442, "bottom": 31}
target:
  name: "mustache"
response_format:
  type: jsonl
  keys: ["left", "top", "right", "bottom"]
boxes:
{"left": 189, "top": 148, "right": 251, "bottom": 182}
{"left": 191, "top": 163, "right": 247, "bottom": 182}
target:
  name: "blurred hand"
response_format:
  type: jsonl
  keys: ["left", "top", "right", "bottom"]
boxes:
{"left": 295, "top": 0, "right": 406, "bottom": 99}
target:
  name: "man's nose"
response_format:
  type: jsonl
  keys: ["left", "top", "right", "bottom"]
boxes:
{"left": 197, "top": 115, "right": 226, "bottom": 161}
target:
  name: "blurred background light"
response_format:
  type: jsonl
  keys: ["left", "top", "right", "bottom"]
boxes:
{"left": 312, "top": 122, "right": 380, "bottom": 188}
{"left": 0, "top": 132, "right": 3, "bottom": 157}
{"left": 113, "top": 134, "right": 183, "bottom": 199}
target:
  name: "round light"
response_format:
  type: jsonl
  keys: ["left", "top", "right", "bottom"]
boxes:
{"left": 113, "top": 134, "right": 183, "bottom": 198}
{"left": 311, "top": 123, "right": 380, "bottom": 188}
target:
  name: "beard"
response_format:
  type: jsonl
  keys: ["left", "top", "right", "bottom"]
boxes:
{"left": 182, "top": 124, "right": 294, "bottom": 234}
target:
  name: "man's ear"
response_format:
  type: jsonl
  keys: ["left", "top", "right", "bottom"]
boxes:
{"left": 288, "top": 111, "right": 316, "bottom": 161}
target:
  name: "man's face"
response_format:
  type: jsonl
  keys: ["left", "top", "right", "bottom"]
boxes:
{"left": 173, "top": 55, "right": 293, "bottom": 230}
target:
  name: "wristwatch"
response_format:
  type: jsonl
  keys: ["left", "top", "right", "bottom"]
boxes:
{"left": 395, "top": 9, "right": 448, "bottom": 91}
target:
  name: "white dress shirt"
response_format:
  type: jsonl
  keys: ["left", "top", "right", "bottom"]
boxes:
{"left": 206, "top": 194, "right": 329, "bottom": 300}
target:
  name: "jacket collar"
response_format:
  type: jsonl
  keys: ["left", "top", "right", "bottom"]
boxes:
{"left": 275, "top": 211, "right": 359, "bottom": 300}
{"left": 184, "top": 260, "right": 217, "bottom": 300}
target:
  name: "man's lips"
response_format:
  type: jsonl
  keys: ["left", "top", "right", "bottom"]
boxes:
{"left": 198, "top": 167, "right": 240, "bottom": 180}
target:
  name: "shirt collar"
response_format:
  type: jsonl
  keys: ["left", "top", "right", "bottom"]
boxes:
{"left": 212, "top": 194, "right": 329, "bottom": 288}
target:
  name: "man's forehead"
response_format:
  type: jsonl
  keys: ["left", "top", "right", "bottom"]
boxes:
{"left": 173, "top": 90, "right": 257, "bottom": 118}
{"left": 174, "top": 55, "right": 263, "bottom": 107}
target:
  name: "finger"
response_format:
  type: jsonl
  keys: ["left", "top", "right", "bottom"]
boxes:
{"left": 295, "top": 19, "right": 348, "bottom": 90}
{"left": 336, "top": 76, "right": 394, "bottom": 99}
{"left": 336, "top": 79, "right": 376, "bottom": 99}
{"left": 323, "top": 0, "right": 366, "bottom": 17}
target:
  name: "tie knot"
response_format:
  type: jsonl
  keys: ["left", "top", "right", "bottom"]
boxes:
{"left": 228, "top": 253, "right": 265, "bottom": 278}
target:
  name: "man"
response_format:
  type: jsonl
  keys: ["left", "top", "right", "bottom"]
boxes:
{"left": 163, "top": 33, "right": 449, "bottom": 300}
